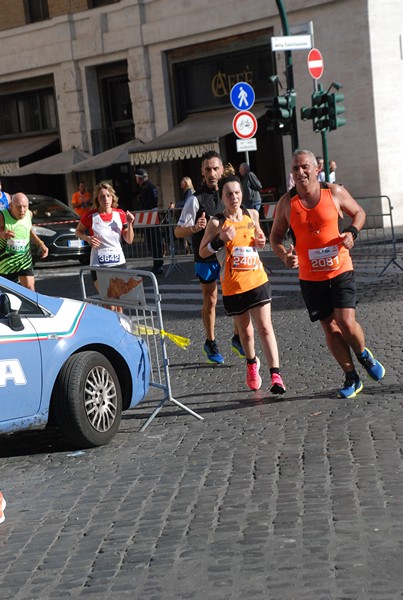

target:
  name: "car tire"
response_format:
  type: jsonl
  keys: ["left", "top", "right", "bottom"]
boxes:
{"left": 52, "top": 351, "right": 122, "bottom": 448}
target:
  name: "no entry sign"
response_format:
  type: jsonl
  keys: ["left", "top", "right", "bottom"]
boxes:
{"left": 307, "top": 48, "right": 324, "bottom": 80}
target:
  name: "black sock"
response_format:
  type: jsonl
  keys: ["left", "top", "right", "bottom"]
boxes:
{"left": 247, "top": 357, "right": 257, "bottom": 365}
{"left": 346, "top": 369, "right": 360, "bottom": 380}
{"left": 270, "top": 368, "right": 280, "bottom": 375}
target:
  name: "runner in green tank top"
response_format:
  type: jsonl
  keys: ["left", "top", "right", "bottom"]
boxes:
{"left": 0, "top": 192, "right": 48, "bottom": 290}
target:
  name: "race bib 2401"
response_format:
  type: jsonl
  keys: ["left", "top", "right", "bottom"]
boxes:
{"left": 231, "top": 246, "right": 260, "bottom": 271}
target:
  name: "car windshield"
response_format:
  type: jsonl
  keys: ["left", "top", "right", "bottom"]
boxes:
{"left": 29, "top": 196, "right": 79, "bottom": 222}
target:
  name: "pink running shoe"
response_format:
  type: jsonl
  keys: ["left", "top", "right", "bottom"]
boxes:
{"left": 270, "top": 372, "right": 286, "bottom": 395}
{"left": 246, "top": 357, "right": 262, "bottom": 391}
{"left": 0, "top": 492, "right": 6, "bottom": 524}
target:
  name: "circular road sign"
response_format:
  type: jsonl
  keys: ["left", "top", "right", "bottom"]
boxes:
{"left": 230, "top": 82, "right": 255, "bottom": 111}
{"left": 232, "top": 110, "right": 258, "bottom": 139}
{"left": 307, "top": 48, "right": 324, "bottom": 80}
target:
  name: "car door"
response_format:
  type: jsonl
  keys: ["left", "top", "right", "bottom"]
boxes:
{"left": 0, "top": 289, "right": 42, "bottom": 423}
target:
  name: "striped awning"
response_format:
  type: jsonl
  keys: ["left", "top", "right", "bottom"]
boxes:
{"left": 0, "top": 134, "right": 58, "bottom": 175}
{"left": 129, "top": 106, "right": 266, "bottom": 166}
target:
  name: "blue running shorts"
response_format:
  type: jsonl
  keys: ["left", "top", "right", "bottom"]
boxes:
{"left": 195, "top": 260, "right": 220, "bottom": 284}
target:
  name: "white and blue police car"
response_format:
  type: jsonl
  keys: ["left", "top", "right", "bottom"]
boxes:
{"left": 0, "top": 276, "right": 150, "bottom": 448}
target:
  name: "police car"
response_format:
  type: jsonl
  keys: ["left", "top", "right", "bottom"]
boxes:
{"left": 0, "top": 276, "right": 150, "bottom": 448}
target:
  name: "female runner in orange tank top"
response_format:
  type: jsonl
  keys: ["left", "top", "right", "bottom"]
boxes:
{"left": 199, "top": 175, "right": 285, "bottom": 395}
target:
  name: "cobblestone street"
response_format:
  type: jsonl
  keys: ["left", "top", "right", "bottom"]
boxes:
{"left": 0, "top": 258, "right": 402, "bottom": 600}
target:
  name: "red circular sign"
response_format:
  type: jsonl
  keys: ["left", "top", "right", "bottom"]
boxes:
{"left": 307, "top": 48, "right": 324, "bottom": 80}
{"left": 232, "top": 111, "right": 258, "bottom": 139}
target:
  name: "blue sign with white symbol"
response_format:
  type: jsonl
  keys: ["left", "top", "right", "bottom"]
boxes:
{"left": 230, "top": 82, "right": 255, "bottom": 111}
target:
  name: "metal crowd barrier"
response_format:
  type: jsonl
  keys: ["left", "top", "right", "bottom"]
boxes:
{"left": 342, "top": 195, "right": 403, "bottom": 275}
{"left": 121, "top": 197, "right": 400, "bottom": 277}
{"left": 78, "top": 266, "right": 204, "bottom": 431}
{"left": 123, "top": 203, "right": 278, "bottom": 271}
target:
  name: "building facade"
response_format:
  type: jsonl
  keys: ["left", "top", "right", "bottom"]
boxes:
{"left": 0, "top": 0, "right": 401, "bottom": 225}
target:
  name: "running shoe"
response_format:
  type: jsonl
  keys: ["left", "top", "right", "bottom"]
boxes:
{"left": 246, "top": 357, "right": 262, "bottom": 391}
{"left": 203, "top": 341, "right": 224, "bottom": 364}
{"left": 0, "top": 492, "right": 6, "bottom": 524}
{"left": 338, "top": 374, "right": 364, "bottom": 399}
{"left": 357, "top": 347, "right": 385, "bottom": 382}
{"left": 270, "top": 372, "right": 286, "bottom": 395}
{"left": 231, "top": 336, "right": 245, "bottom": 358}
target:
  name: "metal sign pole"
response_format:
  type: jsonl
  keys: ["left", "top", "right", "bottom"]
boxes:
{"left": 275, "top": 0, "right": 299, "bottom": 151}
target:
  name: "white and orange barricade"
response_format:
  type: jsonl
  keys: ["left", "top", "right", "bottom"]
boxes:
{"left": 132, "top": 210, "right": 160, "bottom": 227}
{"left": 262, "top": 203, "right": 277, "bottom": 221}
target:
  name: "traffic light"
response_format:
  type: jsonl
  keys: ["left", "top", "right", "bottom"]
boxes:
{"left": 300, "top": 105, "right": 314, "bottom": 121}
{"left": 266, "top": 93, "right": 296, "bottom": 134}
{"left": 300, "top": 84, "right": 346, "bottom": 133}
{"left": 300, "top": 91, "right": 330, "bottom": 132}
{"left": 311, "top": 91, "right": 331, "bottom": 132}
{"left": 273, "top": 95, "right": 293, "bottom": 120}
{"left": 328, "top": 92, "right": 346, "bottom": 130}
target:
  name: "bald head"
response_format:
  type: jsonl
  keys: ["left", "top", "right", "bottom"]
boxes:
{"left": 10, "top": 193, "right": 29, "bottom": 220}
{"left": 239, "top": 163, "right": 250, "bottom": 176}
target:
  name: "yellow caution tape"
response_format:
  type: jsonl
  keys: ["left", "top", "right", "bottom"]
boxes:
{"left": 133, "top": 324, "right": 190, "bottom": 349}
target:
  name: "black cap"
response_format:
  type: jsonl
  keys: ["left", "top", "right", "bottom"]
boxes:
{"left": 135, "top": 168, "right": 148, "bottom": 178}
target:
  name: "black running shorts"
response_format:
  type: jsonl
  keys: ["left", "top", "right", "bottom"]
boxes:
{"left": 2, "top": 267, "right": 34, "bottom": 282}
{"left": 223, "top": 281, "right": 272, "bottom": 316}
{"left": 299, "top": 270, "right": 357, "bottom": 322}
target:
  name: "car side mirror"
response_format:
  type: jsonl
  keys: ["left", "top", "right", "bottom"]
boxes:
{"left": 0, "top": 292, "right": 24, "bottom": 332}
{"left": 0, "top": 292, "right": 11, "bottom": 316}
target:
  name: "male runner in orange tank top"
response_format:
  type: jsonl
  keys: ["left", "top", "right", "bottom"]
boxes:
{"left": 270, "top": 149, "right": 385, "bottom": 399}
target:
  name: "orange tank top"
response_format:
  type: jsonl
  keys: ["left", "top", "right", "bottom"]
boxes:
{"left": 289, "top": 187, "right": 353, "bottom": 281}
{"left": 219, "top": 211, "right": 268, "bottom": 296}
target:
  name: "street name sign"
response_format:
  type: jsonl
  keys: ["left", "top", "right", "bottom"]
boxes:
{"left": 271, "top": 35, "right": 312, "bottom": 52}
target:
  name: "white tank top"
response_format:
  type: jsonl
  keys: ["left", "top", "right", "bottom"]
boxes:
{"left": 90, "top": 211, "right": 126, "bottom": 267}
